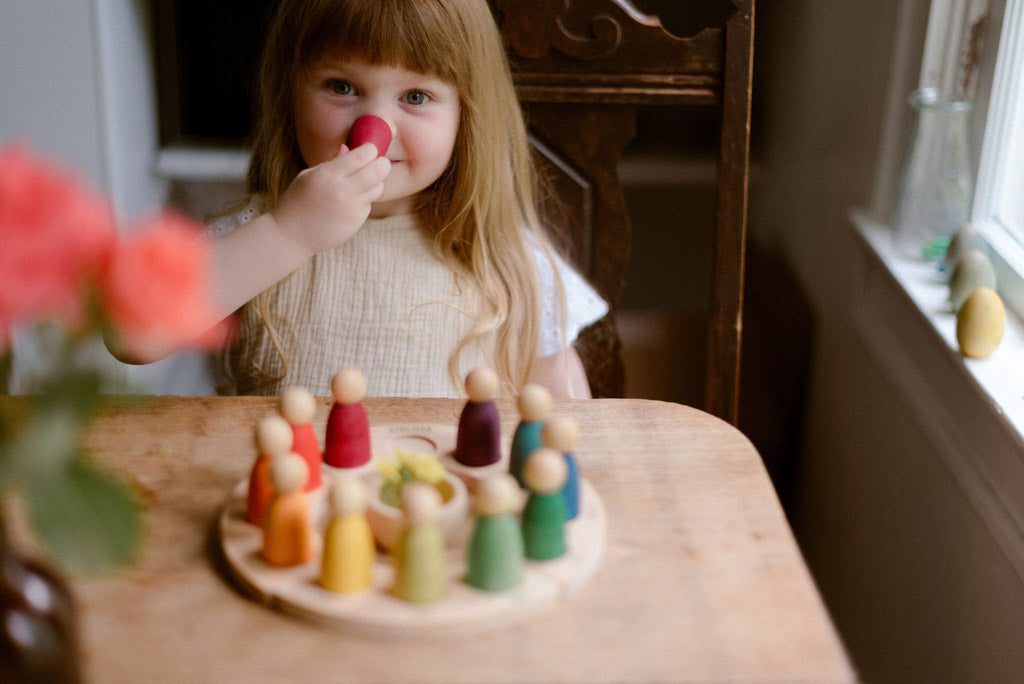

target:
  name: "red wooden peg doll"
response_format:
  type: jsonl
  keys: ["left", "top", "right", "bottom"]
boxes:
{"left": 323, "top": 368, "right": 372, "bottom": 469}
{"left": 278, "top": 386, "right": 322, "bottom": 491}
{"left": 246, "top": 414, "right": 293, "bottom": 526}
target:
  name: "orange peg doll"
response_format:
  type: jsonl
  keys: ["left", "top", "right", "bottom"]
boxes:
{"left": 278, "top": 386, "right": 322, "bottom": 491}
{"left": 246, "top": 414, "right": 293, "bottom": 526}
{"left": 262, "top": 453, "right": 316, "bottom": 567}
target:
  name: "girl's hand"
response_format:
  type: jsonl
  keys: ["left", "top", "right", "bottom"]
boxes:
{"left": 270, "top": 143, "right": 391, "bottom": 256}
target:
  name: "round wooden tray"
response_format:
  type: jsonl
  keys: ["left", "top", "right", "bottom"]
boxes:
{"left": 218, "top": 423, "right": 606, "bottom": 635}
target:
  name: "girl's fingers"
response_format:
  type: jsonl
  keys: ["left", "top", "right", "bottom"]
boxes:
{"left": 330, "top": 142, "right": 379, "bottom": 173}
{"left": 336, "top": 144, "right": 350, "bottom": 158}
{"left": 351, "top": 157, "right": 391, "bottom": 192}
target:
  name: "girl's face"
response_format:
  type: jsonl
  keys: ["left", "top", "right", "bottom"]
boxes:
{"left": 294, "top": 57, "right": 461, "bottom": 218}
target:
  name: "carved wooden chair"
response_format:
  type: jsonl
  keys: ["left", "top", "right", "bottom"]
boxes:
{"left": 489, "top": 0, "right": 754, "bottom": 425}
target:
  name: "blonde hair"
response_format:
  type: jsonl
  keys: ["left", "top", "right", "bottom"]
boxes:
{"left": 243, "top": 0, "right": 562, "bottom": 394}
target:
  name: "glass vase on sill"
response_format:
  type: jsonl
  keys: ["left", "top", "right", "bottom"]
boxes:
{"left": 891, "top": 87, "right": 974, "bottom": 267}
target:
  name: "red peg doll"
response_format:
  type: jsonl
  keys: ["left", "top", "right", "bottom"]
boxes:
{"left": 246, "top": 414, "right": 293, "bottom": 526}
{"left": 278, "top": 386, "right": 322, "bottom": 491}
{"left": 323, "top": 368, "right": 372, "bottom": 469}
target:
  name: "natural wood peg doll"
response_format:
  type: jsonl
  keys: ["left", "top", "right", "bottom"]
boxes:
{"left": 464, "top": 474, "right": 525, "bottom": 592}
{"left": 454, "top": 367, "right": 502, "bottom": 468}
{"left": 262, "top": 452, "right": 316, "bottom": 567}
{"left": 521, "top": 447, "right": 569, "bottom": 561}
{"left": 509, "top": 384, "right": 553, "bottom": 487}
{"left": 246, "top": 414, "right": 294, "bottom": 526}
{"left": 391, "top": 483, "right": 447, "bottom": 604}
{"left": 319, "top": 476, "right": 375, "bottom": 594}
{"left": 323, "top": 367, "right": 372, "bottom": 469}
{"left": 542, "top": 415, "right": 581, "bottom": 520}
{"left": 278, "top": 386, "right": 322, "bottom": 491}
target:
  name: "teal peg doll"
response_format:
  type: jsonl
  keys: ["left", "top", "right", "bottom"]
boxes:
{"left": 542, "top": 415, "right": 581, "bottom": 520}
{"left": 509, "top": 384, "right": 553, "bottom": 487}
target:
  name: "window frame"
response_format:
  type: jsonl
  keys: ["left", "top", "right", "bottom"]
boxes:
{"left": 973, "top": 0, "right": 1024, "bottom": 317}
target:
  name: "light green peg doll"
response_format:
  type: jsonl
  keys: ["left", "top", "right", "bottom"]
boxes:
{"left": 391, "top": 483, "right": 447, "bottom": 603}
{"left": 465, "top": 475, "right": 524, "bottom": 591}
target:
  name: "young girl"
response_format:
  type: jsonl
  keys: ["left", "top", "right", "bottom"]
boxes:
{"left": 119, "top": 0, "right": 607, "bottom": 399}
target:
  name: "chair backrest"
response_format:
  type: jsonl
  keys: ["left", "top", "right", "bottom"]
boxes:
{"left": 489, "top": 0, "right": 754, "bottom": 424}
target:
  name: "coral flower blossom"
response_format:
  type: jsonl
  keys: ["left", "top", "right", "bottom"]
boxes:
{"left": 0, "top": 145, "right": 115, "bottom": 341}
{"left": 100, "top": 212, "right": 228, "bottom": 361}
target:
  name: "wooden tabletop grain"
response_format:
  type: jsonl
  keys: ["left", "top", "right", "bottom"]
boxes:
{"left": 72, "top": 396, "right": 853, "bottom": 682}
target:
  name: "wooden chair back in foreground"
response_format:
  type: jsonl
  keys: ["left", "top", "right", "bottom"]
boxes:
{"left": 489, "top": 0, "right": 754, "bottom": 424}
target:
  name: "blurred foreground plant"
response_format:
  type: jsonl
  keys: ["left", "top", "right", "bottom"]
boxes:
{"left": 0, "top": 144, "right": 226, "bottom": 574}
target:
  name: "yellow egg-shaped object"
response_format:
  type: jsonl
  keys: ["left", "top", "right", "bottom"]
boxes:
{"left": 956, "top": 287, "right": 1005, "bottom": 359}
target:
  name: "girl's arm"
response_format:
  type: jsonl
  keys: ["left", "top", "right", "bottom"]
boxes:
{"left": 106, "top": 144, "right": 390, "bottom": 364}
{"left": 528, "top": 346, "right": 592, "bottom": 399}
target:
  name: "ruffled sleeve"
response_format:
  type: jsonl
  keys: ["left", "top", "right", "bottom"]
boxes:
{"left": 202, "top": 195, "right": 264, "bottom": 241}
{"left": 529, "top": 236, "right": 609, "bottom": 356}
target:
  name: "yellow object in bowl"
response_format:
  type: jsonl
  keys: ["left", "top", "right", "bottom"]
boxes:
{"left": 956, "top": 287, "right": 1005, "bottom": 359}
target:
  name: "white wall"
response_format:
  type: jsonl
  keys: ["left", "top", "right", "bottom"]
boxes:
{"left": 0, "top": 1, "right": 107, "bottom": 186}
{"left": 1, "top": 0, "right": 213, "bottom": 395}
{"left": 752, "top": 1, "right": 1024, "bottom": 679}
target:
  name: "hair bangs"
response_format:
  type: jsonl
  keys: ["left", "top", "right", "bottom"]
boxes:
{"left": 300, "top": 0, "right": 464, "bottom": 86}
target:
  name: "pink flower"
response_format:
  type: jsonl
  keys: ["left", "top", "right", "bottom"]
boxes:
{"left": 0, "top": 145, "right": 116, "bottom": 340}
{"left": 100, "top": 212, "right": 228, "bottom": 360}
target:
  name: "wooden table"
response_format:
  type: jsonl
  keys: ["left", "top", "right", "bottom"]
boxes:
{"left": 74, "top": 397, "right": 853, "bottom": 682}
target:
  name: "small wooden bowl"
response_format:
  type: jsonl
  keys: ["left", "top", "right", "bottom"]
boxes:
{"left": 365, "top": 472, "right": 469, "bottom": 552}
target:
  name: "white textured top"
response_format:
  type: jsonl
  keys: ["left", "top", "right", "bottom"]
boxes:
{"left": 206, "top": 197, "right": 608, "bottom": 398}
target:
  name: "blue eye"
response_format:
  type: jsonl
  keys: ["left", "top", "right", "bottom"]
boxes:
{"left": 327, "top": 79, "right": 354, "bottom": 96}
{"left": 403, "top": 90, "right": 430, "bottom": 106}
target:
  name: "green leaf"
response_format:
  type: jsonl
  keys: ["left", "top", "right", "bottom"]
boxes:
{"left": 0, "top": 402, "right": 80, "bottom": 489}
{"left": 24, "top": 457, "right": 141, "bottom": 575}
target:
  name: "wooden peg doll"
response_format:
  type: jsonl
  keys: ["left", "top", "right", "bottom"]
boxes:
{"left": 262, "top": 453, "right": 315, "bottom": 567}
{"left": 521, "top": 448, "right": 569, "bottom": 560}
{"left": 542, "top": 415, "right": 581, "bottom": 520}
{"left": 246, "top": 414, "right": 293, "bottom": 526}
{"left": 319, "top": 476, "right": 375, "bottom": 594}
{"left": 464, "top": 475, "right": 524, "bottom": 592}
{"left": 454, "top": 367, "right": 502, "bottom": 468}
{"left": 391, "top": 483, "right": 447, "bottom": 603}
{"left": 509, "top": 384, "right": 553, "bottom": 487}
{"left": 323, "top": 368, "right": 372, "bottom": 469}
{"left": 278, "top": 386, "right": 322, "bottom": 491}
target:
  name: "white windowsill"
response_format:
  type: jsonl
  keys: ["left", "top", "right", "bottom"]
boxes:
{"left": 855, "top": 211, "right": 1024, "bottom": 434}
{"left": 851, "top": 208, "right": 1024, "bottom": 581}
{"left": 156, "top": 146, "right": 250, "bottom": 181}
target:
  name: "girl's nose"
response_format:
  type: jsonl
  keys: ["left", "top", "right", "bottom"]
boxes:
{"left": 347, "top": 115, "right": 393, "bottom": 158}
